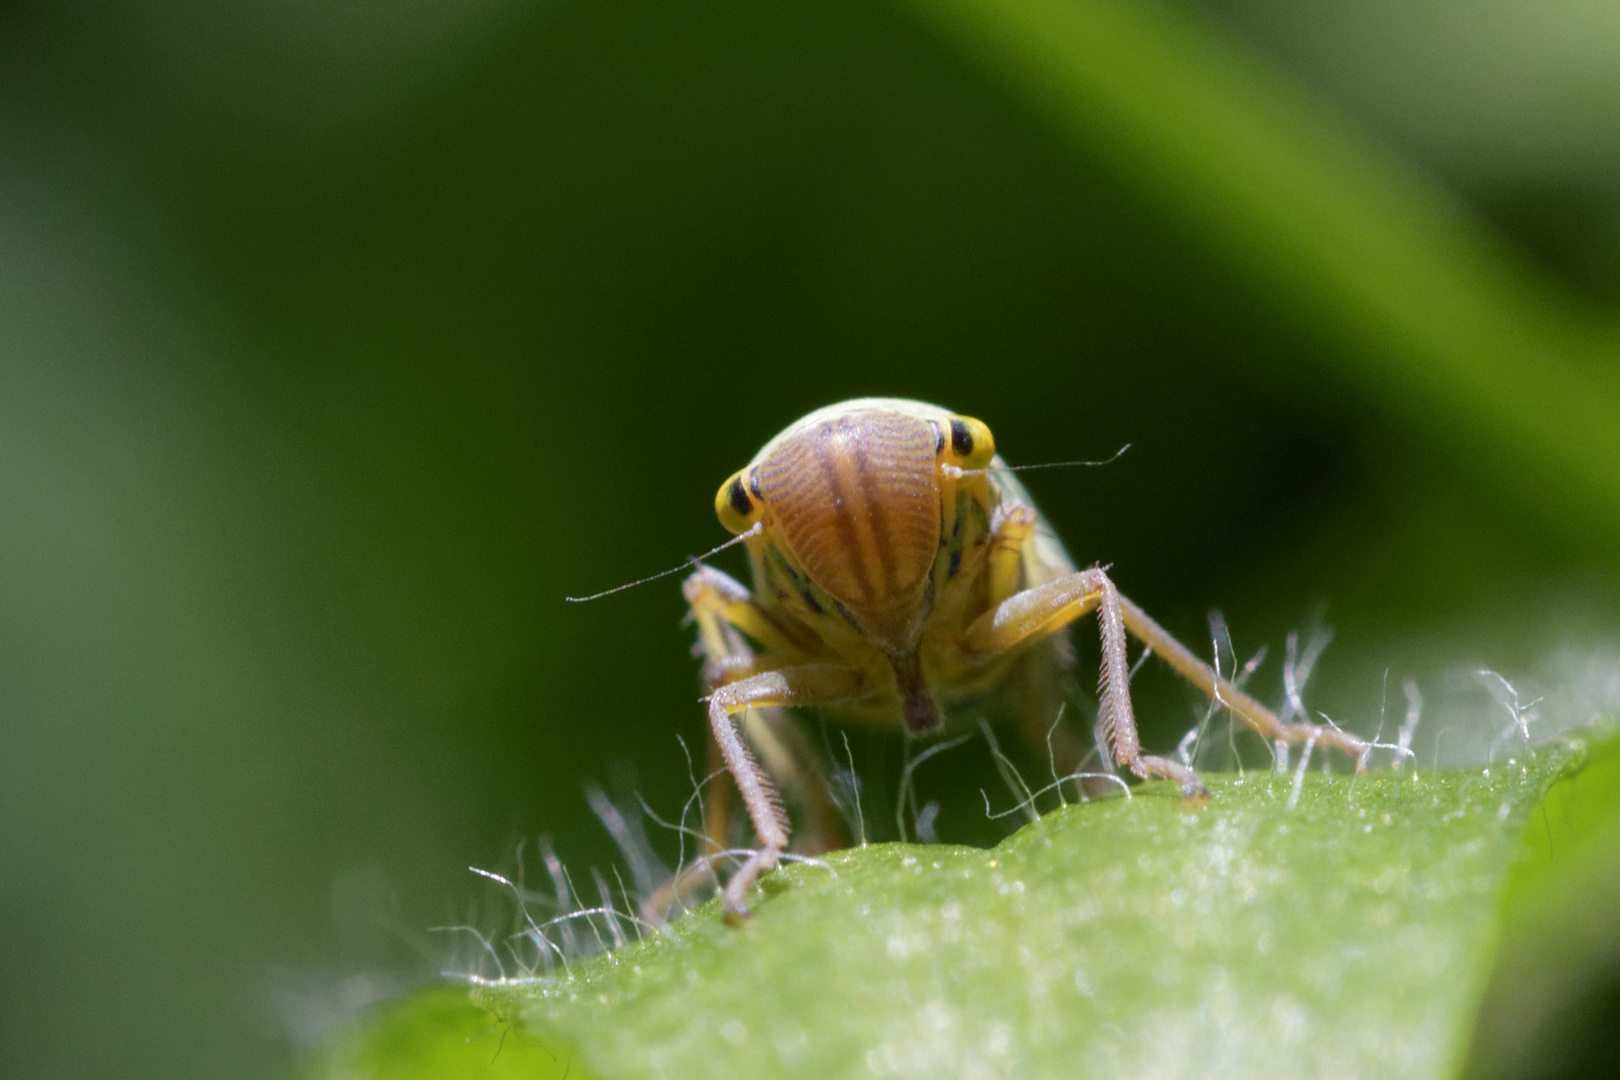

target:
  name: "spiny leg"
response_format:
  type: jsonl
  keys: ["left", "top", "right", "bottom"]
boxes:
{"left": 706, "top": 664, "right": 864, "bottom": 919}
{"left": 989, "top": 507, "right": 1116, "bottom": 799}
{"left": 645, "top": 699, "right": 813, "bottom": 925}
{"left": 1090, "top": 568, "right": 1207, "bottom": 797}
{"left": 683, "top": 566, "right": 845, "bottom": 857}
{"left": 701, "top": 704, "right": 846, "bottom": 861}
{"left": 964, "top": 563, "right": 1368, "bottom": 796}
{"left": 638, "top": 568, "right": 837, "bottom": 923}
{"left": 963, "top": 566, "right": 1199, "bottom": 794}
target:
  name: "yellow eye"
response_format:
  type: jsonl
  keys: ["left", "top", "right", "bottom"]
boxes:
{"left": 714, "top": 468, "right": 763, "bottom": 534}
{"left": 942, "top": 415, "right": 995, "bottom": 470}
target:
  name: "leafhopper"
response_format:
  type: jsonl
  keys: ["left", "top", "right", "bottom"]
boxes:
{"left": 664, "top": 398, "right": 1367, "bottom": 918}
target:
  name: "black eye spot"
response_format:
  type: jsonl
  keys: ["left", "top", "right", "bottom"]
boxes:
{"left": 950, "top": 420, "right": 973, "bottom": 457}
{"left": 932, "top": 422, "right": 946, "bottom": 454}
{"left": 728, "top": 475, "right": 753, "bottom": 517}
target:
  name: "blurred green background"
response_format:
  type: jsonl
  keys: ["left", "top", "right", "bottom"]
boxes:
{"left": 2, "top": 1, "right": 1618, "bottom": 1078}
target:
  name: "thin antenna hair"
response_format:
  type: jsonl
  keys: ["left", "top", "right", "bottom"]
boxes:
{"left": 565, "top": 522, "right": 762, "bottom": 603}
{"left": 957, "top": 443, "right": 1131, "bottom": 477}
{"left": 1000, "top": 443, "right": 1131, "bottom": 472}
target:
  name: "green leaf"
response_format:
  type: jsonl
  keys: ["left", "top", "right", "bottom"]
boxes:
{"left": 299, "top": 736, "right": 1619, "bottom": 1079}
{"left": 291, "top": 985, "right": 600, "bottom": 1080}
{"left": 1464, "top": 726, "right": 1620, "bottom": 1078}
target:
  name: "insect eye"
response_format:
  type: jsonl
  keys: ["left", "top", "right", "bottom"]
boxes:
{"left": 942, "top": 415, "right": 996, "bottom": 470}
{"left": 714, "top": 469, "right": 763, "bottom": 534}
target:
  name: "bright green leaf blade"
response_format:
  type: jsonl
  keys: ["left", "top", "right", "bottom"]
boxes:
{"left": 297, "top": 740, "right": 1612, "bottom": 1079}
{"left": 292, "top": 986, "right": 599, "bottom": 1080}
{"left": 449, "top": 746, "right": 1578, "bottom": 1079}
{"left": 1465, "top": 725, "right": 1620, "bottom": 1077}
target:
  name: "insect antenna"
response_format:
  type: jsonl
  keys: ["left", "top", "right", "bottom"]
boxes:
{"left": 565, "top": 522, "right": 762, "bottom": 602}
{"left": 953, "top": 443, "right": 1131, "bottom": 477}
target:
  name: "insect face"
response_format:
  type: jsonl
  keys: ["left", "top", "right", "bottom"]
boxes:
{"left": 714, "top": 406, "right": 994, "bottom": 656}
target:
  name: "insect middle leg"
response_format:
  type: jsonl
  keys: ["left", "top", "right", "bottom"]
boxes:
{"left": 963, "top": 564, "right": 1368, "bottom": 796}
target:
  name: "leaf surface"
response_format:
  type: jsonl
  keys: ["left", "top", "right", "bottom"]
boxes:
{"left": 468, "top": 744, "right": 1585, "bottom": 1079}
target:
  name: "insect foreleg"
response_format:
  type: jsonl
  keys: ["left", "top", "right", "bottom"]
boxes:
{"left": 707, "top": 665, "right": 864, "bottom": 919}
{"left": 684, "top": 564, "right": 816, "bottom": 661}
{"left": 963, "top": 566, "right": 1369, "bottom": 795}
{"left": 682, "top": 566, "right": 844, "bottom": 879}
{"left": 963, "top": 567, "right": 1202, "bottom": 795}
{"left": 1088, "top": 569, "right": 1207, "bottom": 797}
